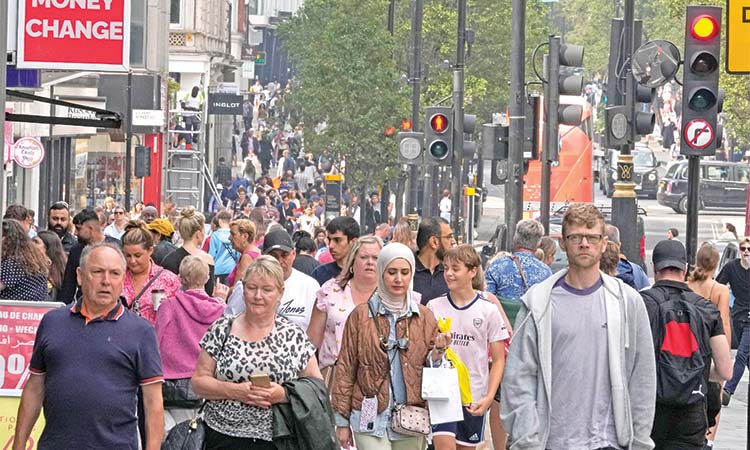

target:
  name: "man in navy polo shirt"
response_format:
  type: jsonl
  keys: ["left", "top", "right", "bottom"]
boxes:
{"left": 13, "top": 242, "right": 164, "bottom": 450}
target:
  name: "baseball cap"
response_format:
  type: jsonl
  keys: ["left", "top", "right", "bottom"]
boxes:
{"left": 263, "top": 228, "right": 294, "bottom": 254}
{"left": 652, "top": 239, "right": 688, "bottom": 271}
{"left": 147, "top": 218, "right": 175, "bottom": 237}
{"left": 216, "top": 183, "right": 223, "bottom": 190}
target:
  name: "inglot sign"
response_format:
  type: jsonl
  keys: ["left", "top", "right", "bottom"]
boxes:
{"left": 17, "top": 0, "right": 131, "bottom": 71}
{"left": 207, "top": 93, "right": 243, "bottom": 115}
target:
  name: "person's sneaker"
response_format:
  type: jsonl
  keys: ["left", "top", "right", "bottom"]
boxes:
{"left": 722, "top": 388, "right": 732, "bottom": 406}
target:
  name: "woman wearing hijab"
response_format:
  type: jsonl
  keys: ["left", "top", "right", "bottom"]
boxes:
{"left": 331, "top": 243, "right": 451, "bottom": 450}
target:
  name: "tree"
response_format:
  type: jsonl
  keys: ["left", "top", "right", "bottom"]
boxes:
{"left": 279, "top": 0, "right": 409, "bottom": 187}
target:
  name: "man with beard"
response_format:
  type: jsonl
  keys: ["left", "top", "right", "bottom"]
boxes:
{"left": 501, "top": 203, "right": 656, "bottom": 450}
{"left": 47, "top": 202, "right": 76, "bottom": 253}
{"left": 414, "top": 217, "right": 456, "bottom": 305}
{"left": 58, "top": 208, "right": 122, "bottom": 304}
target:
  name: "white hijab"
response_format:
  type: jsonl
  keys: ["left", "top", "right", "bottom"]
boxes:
{"left": 376, "top": 242, "right": 415, "bottom": 314}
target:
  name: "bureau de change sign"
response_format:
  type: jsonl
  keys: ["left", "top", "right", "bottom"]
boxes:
{"left": 17, "top": 0, "right": 131, "bottom": 71}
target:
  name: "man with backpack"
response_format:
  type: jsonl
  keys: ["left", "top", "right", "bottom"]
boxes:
{"left": 640, "top": 239, "right": 733, "bottom": 450}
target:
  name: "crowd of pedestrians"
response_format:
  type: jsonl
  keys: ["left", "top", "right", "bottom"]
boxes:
{"left": 4, "top": 197, "right": 747, "bottom": 450}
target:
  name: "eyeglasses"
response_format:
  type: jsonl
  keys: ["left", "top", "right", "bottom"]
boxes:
{"left": 441, "top": 234, "right": 455, "bottom": 240}
{"left": 565, "top": 233, "right": 604, "bottom": 245}
{"left": 741, "top": 246, "right": 750, "bottom": 252}
{"left": 115, "top": 211, "right": 125, "bottom": 215}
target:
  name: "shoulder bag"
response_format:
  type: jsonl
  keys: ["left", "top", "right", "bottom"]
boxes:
{"left": 161, "top": 318, "right": 235, "bottom": 450}
{"left": 126, "top": 268, "right": 165, "bottom": 315}
{"left": 367, "top": 303, "right": 431, "bottom": 437}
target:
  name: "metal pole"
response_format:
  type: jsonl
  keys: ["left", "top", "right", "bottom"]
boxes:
{"left": 505, "top": 0, "right": 526, "bottom": 248}
{"left": 450, "top": 0, "right": 466, "bottom": 237}
{"left": 541, "top": 37, "right": 560, "bottom": 234}
{"left": 610, "top": 0, "right": 638, "bottom": 260}
{"left": 407, "top": 0, "right": 423, "bottom": 214}
{"left": 125, "top": 71, "right": 133, "bottom": 211}
{"left": 0, "top": 0, "right": 7, "bottom": 258}
{"left": 685, "top": 155, "right": 700, "bottom": 266}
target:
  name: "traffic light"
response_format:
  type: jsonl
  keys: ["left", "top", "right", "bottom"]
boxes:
{"left": 524, "top": 95, "right": 541, "bottom": 160}
{"left": 680, "top": 6, "right": 722, "bottom": 157}
{"left": 424, "top": 106, "right": 452, "bottom": 165}
{"left": 545, "top": 37, "right": 584, "bottom": 162}
{"left": 633, "top": 84, "right": 656, "bottom": 139}
{"left": 481, "top": 124, "right": 510, "bottom": 184}
{"left": 134, "top": 145, "right": 151, "bottom": 178}
{"left": 462, "top": 114, "right": 477, "bottom": 159}
{"left": 397, "top": 132, "right": 423, "bottom": 165}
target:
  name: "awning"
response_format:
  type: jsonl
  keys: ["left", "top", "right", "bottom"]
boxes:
{"left": 4, "top": 89, "right": 122, "bottom": 129}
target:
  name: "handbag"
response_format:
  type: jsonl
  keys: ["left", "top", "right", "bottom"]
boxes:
{"left": 163, "top": 378, "right": 202, "bottom": 409}
{"left": 161, "top": 318, "right": 234, "bottom": 450}
{"left": 367, "top": 303, "right": 431, "bottom": 437}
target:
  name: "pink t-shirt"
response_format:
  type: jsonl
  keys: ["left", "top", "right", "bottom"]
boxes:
{"left": 427, "top": 292, "right": 510, "bottom": 400}
{"left": 315, "top": 279, "right": 358, "bottom": 368}
{"left": 122, "top": 262, "right": 182, "bottom": 325}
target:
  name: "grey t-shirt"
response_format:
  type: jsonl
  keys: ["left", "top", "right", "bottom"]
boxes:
{"left": 547, "top": 277, "right": 620, "bottom": 450}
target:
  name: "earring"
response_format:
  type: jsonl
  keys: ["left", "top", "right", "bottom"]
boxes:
{"left": 349, "top": 267, "right": 354, "bottom": 274}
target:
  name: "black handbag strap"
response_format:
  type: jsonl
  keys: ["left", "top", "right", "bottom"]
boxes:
{"left": 221, "top": 241, "right": 239, "bottom": 263}
{"left": 130, "top": 268, "right": 165, "bottom": 311}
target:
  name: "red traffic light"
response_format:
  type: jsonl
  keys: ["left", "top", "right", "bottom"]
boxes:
{"left": 690, "top": 15, "right": 719, "bottom": 41}
{"left": 400, "top": 119, "right": 413, "bottom": 131}
{"left": 384, "top": 127, "right": 396, "bottom": 137}
{"left": 430, "top": 113, "right": 449, "bottom": 133}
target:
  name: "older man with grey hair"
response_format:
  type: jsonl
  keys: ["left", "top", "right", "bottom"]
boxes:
{"left": 605, "top": 224, "right": 650, "bottom": 290}
{"left": 485, "top": 219, "right": 553, "bottom": 302}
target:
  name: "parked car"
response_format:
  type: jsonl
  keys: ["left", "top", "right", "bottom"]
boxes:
{"left": 602, "top": 145, "right": 663, "bottom": 198}
{"left": 657, "top": 160, "right": 750, "bottom": 214}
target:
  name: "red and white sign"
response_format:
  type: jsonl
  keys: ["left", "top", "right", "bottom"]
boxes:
{"left": 0, "top": 301, "right": 62, "bottom": 397}
{"left": 12, "top": 137, "right": 46, "bottom": 169}
{"left": 17, "top": 0, "right": 131, "bottom": 71}
{"left": 683, "top": 119, "right": 715, "bottom": 149}
{"left": 3, "top": 108, "right": 13, "bottom": 165}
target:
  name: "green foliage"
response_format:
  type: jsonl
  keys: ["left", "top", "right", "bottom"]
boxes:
{"left": 278, "top": 0, "right": 409, "bottom": 186}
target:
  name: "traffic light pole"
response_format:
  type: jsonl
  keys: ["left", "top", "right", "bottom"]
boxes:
{"left": 407, "top": 0, "right": 423, "bottom": 215}
{"left": 541, "top": 37, "right": 560, "bottom": 234}
{"left": 505, "top": 0, "right": 526, "bottom": 249}
{"left": 450, "top": 0, "right": 466, "bottom": 237}
{"left": 610, "top": 0, "right": 638, "bottom": 261}
{"left": 685, "top": 156, "right": 700, "bottom": 266}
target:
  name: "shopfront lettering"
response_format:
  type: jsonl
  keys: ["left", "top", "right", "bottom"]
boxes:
{"left": 25, "top": 19, "right": 124, "bottom": 40}
{"left": 31, "top": 0, "right": 114, "bottom": 9}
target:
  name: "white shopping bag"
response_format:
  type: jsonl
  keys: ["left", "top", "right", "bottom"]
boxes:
{"left": 423, "top": 361, "right": 464, "bottom": 425}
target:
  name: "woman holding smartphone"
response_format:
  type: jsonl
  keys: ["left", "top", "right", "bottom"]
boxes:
{"left": 192, "top": 256, "right": 322, "bottom": 450}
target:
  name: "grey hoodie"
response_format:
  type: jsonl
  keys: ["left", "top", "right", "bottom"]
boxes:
{"left": 500, "top": 270, "right": 656, "bottom": 450}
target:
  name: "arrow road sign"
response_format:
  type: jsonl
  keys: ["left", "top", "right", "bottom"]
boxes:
{"left": 684, "top": 119, "right": 714, "bottom": 149}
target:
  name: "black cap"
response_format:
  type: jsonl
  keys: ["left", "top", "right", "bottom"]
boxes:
{"left": 652, "top": 239, "right": 688, "bottom": 271}
{"left": 263, "top": 228, "right": 294, "bottom": 254}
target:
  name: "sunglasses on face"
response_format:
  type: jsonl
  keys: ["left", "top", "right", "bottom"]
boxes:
{"left": 741, "top": 246, "right": 750, "bottom": 252}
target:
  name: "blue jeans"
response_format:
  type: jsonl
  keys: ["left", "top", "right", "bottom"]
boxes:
{"left": 724, "top": 319, "right": 750, "bottom": 394}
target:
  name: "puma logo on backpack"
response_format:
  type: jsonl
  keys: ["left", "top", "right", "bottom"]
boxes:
{"left": 643, "top": 288, "right": 708, "bottom": 406}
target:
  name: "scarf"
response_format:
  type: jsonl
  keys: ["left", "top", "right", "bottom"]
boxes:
{"left": 376, "top": 242, "right": 415, "bottom": 315}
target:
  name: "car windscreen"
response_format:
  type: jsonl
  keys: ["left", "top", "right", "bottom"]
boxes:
{"left": 664, "top": 163, "right": 680, "bottom": 179}
{"left": 633, "top": 151, "right": 654, "bottom": 167}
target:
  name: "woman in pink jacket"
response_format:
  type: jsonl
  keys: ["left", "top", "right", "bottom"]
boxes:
{"left": 155, "top": 255, "right": 229, "bottom": 432}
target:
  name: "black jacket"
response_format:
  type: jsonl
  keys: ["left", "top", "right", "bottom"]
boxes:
{"left": 273, "top": 377, "right": 337, "bottom": 450}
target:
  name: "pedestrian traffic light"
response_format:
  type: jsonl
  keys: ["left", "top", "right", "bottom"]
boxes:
{"left": 545, "top": 37, "right": 584, "bottom": 162}
{"left": 424, "top": 106, "right": 452, "bottom": 166}
{"left": 397, "top": 131, "right": 423, "bottom": 165}
{"left": 461, "top": 114, "right": 477, "bottom": 159}
{"left": 633, "top": 84, "right": 656, "bottom": 138}
{"left": 680, "top": 6, "right": 722, "bottom": 157}
{"left": 134, "top": 145, "right": 151, "bottom": 178}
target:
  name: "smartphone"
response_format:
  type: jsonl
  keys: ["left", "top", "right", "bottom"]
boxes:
{"left": 250, "top": 372, "right": 271, "bottom": 387}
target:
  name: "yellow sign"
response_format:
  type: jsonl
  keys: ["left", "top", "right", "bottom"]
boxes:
{"left": 0, "top": 397, "right": 45, "bottom": 449}
{"left": 464, "top": 186, "right": 476, "bottom": 196}
{"left": 727, "top": 0, "right": 750, "bottom": 73}
{"left": 324, "top": 174, "right": 343, "bottom": 182}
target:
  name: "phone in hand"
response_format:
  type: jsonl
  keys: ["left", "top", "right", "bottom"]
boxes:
{"left": 250, "top": 372, "right": 271, "bottom": 387}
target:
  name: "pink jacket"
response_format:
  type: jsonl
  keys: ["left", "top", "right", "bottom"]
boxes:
{"left": 155, "top": 289, "right": 225, "bottom": 379}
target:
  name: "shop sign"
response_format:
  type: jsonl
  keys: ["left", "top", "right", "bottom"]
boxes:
{"left": 17, "top": 0, "right": 131, "bottom": 71}
{"left": 207, "top": 93, "right": 243, "bottom": 115}
{"left": 12, "top": 137, "right": 46, "bottom": 169}
{"left": 132, "top": 109, "right": 164, "bottom": 127}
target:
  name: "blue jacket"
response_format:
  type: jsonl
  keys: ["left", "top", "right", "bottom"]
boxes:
{"left": 616, "top": 258, "right": 650, "bottom": 291}
{"left": 208, "top": 229, "right": 238, "bottom": 276}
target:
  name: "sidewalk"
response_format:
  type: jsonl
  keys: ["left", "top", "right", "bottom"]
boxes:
{"left": 715, "top": 372, "right": 748, "bottom": 450}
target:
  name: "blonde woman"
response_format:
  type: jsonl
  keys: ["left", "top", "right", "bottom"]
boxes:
{"left": 162, "top": 207, "right": 217, "bottom": 295}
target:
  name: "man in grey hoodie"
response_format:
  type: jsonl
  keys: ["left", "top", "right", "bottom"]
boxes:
{"left": 501, "top": 203, "right": 656, "bottom": 450}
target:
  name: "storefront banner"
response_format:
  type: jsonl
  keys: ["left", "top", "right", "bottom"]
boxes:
{"left": 207, "top": 93, "right": 243, "bottom": 115}
{"left": 17, "top": 0, "right": 131, "bottom": 71}
{"left": 0, "top": 396, "right": 46, "bottom": 450}
{"left": 0, "top": 301, "right": 63, "bottom": 397}
{"left": 12, "top": 137, "right": 45, "bottom": 169}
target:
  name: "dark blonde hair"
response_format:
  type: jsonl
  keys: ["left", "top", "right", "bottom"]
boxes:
{"left": 122, "top": 220, "right": 155, "bottom": 250}
{"left": 689, "top": 243, "right": 719, "bottom": 282}
{"left": 600, "top": 241, "right": 620, "bottom": 276}
{"left": 562, "top": 203, "right": 606, "bottom": 237}
{"left": 443, "top": 244, "right": 485, "bottom": 291}
{"left": 177, "top": 207, "right": 205, "bottom": 240}
{"left": 243, "top": 255, "right": 284, "bottom": 290}
{"left": 231, "top": 219, "right": 256, "bottom": 242}
{"left": 391, "top": 218, "right": 415, "bottom": 251}
{"left": 336, "top": 236, "right": 384, "bottom": 288}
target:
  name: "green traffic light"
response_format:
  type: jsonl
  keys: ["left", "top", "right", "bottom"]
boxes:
{"left": 429, "top": 141, "right": 449, "bottom": 160}
{"left": 688, "top": 88, "right": 717, "bottom": 111}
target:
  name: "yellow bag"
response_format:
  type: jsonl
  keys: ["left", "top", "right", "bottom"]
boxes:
{"left": 437, "top": 317, "right": 473, "bottom": 405}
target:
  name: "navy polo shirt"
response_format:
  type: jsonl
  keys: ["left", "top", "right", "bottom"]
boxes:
{"left": 311, "top": 261, "right": 342, "bottom": 285}
{"left": 30, "top": 300, "right": 163, "bottom": 450}
{"left": 413, "top": 256, "right": 448, "bottom": 305}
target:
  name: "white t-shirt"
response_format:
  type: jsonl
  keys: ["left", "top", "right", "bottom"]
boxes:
{"left": 427, "top": 292, "right": 509, "bottom": 400}
{"left": 278, "top": 269, "right": 320, "bottom": 331}
{"left": 439, "top": 197, "right": 451, "bottom": 221}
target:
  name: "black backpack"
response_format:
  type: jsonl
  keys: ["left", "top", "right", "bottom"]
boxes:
{"left": 642, "top": 287, "right": 709, "bottom": 406}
